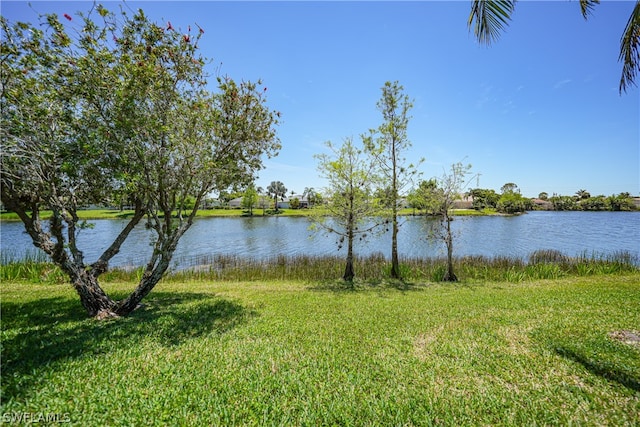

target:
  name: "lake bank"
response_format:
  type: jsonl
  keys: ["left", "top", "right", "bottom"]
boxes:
{"left": 0, "top": 207, "right": 496, "bottom": 222}
{"left": 3, "top": 250, "right": 638, "bottom": 284}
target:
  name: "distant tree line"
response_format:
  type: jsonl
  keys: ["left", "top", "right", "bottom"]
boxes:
{"left": 541, "top": 191, "right": 637, "bottom": 212}
{"left": 408, "top": 182, "right": 533, "bottom": 215}
{"left": 407, "top": 184, "right": 637, "bottom": 214}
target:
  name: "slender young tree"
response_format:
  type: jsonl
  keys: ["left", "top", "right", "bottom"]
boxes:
{"left": 312, "top": 138, "right": 381, "bottom": 282}
{"left": 432, "top": 162, "right": 475, "bottom": 282}
{"left": 242, "top": 185, "right": 259, "bottom": 216}
{"left": 0, "top": 8, "right": 280, "bottom": 318}
{"left": 364, "top": 81, "right": 422, "bottom": 279}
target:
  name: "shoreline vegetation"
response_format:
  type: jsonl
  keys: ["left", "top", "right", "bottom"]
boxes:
{"left": 2, "top": 249, "right": 637, "bottom": 284}
{"left": 1, "top": 193, "right": 637, "bottom": 222}
{"left": 0, "top": 207, "right": 499, "bottom": 222}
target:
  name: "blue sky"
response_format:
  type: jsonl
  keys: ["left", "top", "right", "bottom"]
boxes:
{"left": 3, "top": 1, "right": 639, "bottom": 197}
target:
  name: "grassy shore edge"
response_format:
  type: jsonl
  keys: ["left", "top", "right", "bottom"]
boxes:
{"left": 0, "top": 207, "right": 497, "bottom": 221}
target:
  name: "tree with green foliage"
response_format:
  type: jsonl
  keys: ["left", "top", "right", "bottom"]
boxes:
{"left": 373, "top": 187, "right": 396, "bottom": 209}
{"left": 607, "top": 192, "right": 636, "bottom": 211}
{"left": 500, "top": 183, "right": 520, "bottom": 195}
{"left": 258, "top": 195, "right": 270, "bottom": 215}
{"left": 255, "top": 186, "right": 268, "bottom": 215}
{"left": 468, "top": 0, "right": 640, "bottom": 93}
{"left": 581, "top": 195, "right": 607, "bottom": 211}
{"left": 549, "top": 194, "right": 579, "bottom": 211}
{"left": 267, "top": 181, "right": 287, "bottom": 213}
{"left": 302, "top": 187, "right": 318, "bottom": 208}
{"left": 575, "top": 189, "right": 591, "bottom": 200}
{"left": 497, "top": 193, "right": 531, "bottom": 214}
{"left": 545, "top": 192, "right": 636, "bottom": 211}
{"left": 312, "top": 192, "right": 324, "bottom": 207}
{"left": 407, "top": 179, "right": 440, "bottom": 215}
{"left": 312, "top": 138, "right": 381, "bottom": 282}
{"left": 242, "top": 185, "right": 259, "bottom": 215}
{"left": 289, "top": 198, "right": 301, "bottom": 209}
{"left": 0, "top": 7, "right": 280, "bottom": 318}
{"left": 431, "top": 162, "right": 476, "bottom": 282}
{"left": 364, "top": 81, "right": 422, "bottom": 279}
{"left": 469, "top": 188, "right": 500, "bottom": 210}
{"left": 497, "top": 183, "right": 530, "bottom": 214}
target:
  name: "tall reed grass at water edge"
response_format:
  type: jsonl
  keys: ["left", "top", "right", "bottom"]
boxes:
{"left": 1, "top": 249, "right": 637, "bottom": 283}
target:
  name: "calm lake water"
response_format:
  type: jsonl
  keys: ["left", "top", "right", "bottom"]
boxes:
{"left": 1, "top": 211, "right": 638, "bottom": 269}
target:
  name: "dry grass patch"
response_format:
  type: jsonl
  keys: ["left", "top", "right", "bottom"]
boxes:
{"left": 609, "top": 330, "right": 640, "bottom": 348}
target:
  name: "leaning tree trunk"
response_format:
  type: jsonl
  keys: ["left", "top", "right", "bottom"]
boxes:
{"left": 69, "top": 267, "right": 119, "bottom": 319}
{"left": 114, "top": 222, "right": 186, "bottom": 316}
{"left": 3, "top": 198, "right": 152, "bottom": 319}
{"left": 115, "top": 256, "right": 172, "bottom": 316}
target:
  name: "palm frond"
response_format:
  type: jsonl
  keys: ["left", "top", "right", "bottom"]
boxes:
{"left": 468, "top": 0, "right": 517, "bottom": 45}
{"left": 579, "top": 0, "right": 600, "bottom": 19}
{"left": 619, "top": 0, "right": 640, "bottom": 93}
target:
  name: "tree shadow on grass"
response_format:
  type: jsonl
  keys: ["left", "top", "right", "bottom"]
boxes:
{"left": 553, "top": 345, "right": 640, "bottom": 392}
{"left": 306, "top": 279, "right": 361, "bottom": 292}
{"left": 386, "top": 279, "right": 432, "bottom": 292}
{"left": 306, "top": 278, "right": 429, "bottom": 293}
{"left": 1, "top": 292, "right": 255, "bottom": 402}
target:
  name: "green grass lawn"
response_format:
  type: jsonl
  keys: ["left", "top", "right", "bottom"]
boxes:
{"left": 0, "top": 208, "right": 309, "bottom": 221}
{"left": 1, "top": 274, "right": 639, "bottom": 425}
{"left": 0, "top": 209, "right": 248, "bottom": 221}
{"left": 0, "top": 207, "right": 494, "bottom": 221}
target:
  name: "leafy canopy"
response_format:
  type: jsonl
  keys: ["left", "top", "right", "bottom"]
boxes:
{"left": 0, "top": 6, "right": 280, "bottom": 317}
